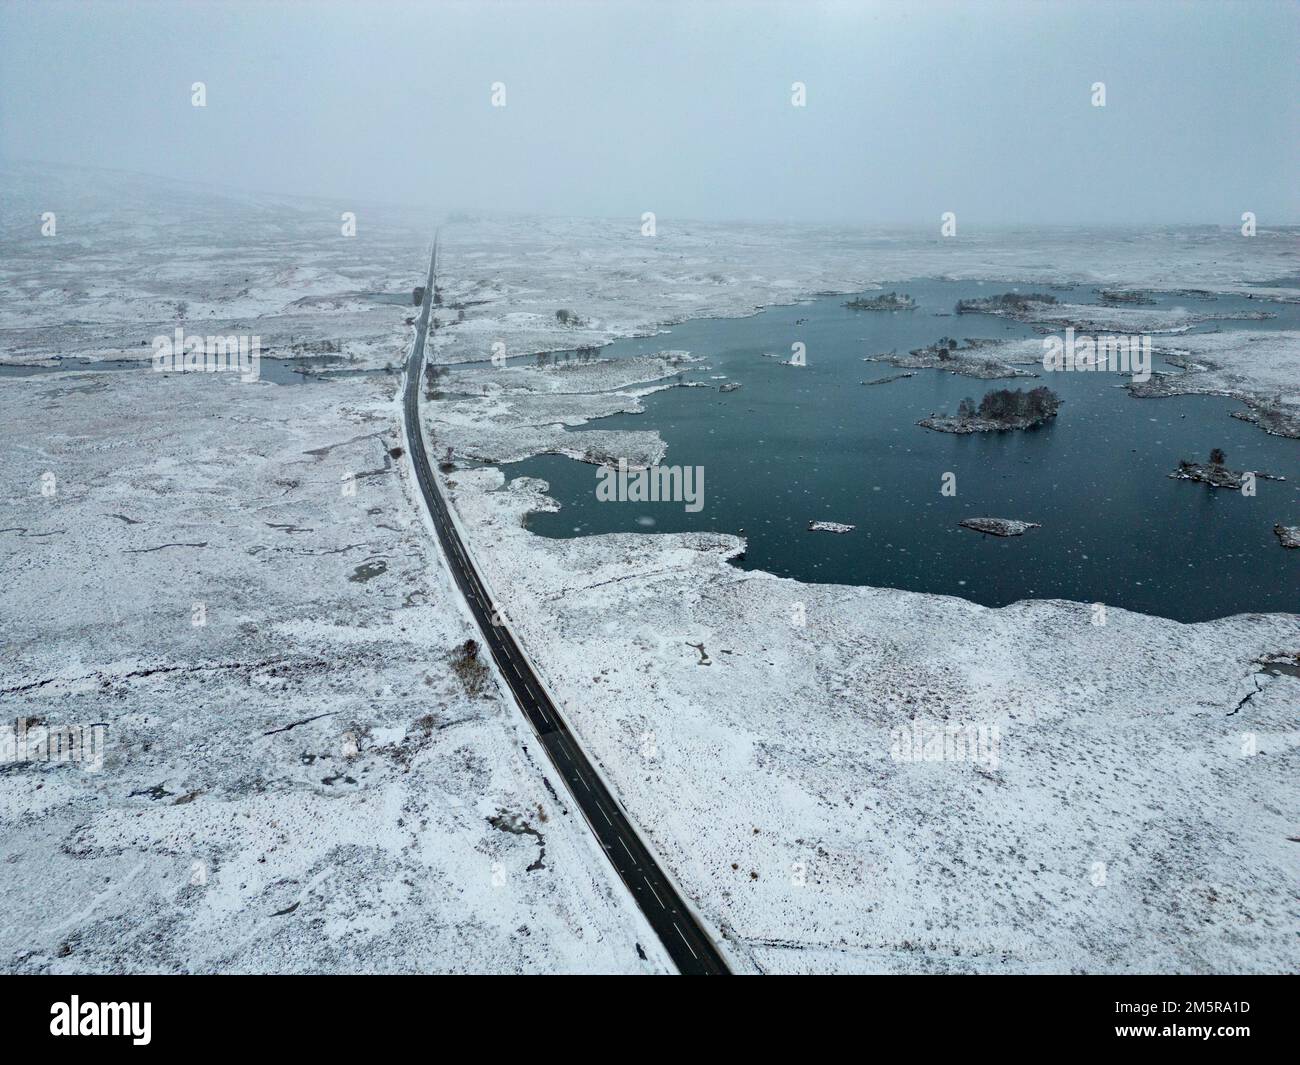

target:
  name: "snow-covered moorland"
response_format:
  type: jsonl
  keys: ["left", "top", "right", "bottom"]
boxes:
{"left": 425, "top": 215, "right": 1299, "bottom": 974}
{"left": 3, "top": 165, "right": 1297, "bottom": 974}
{"left": 446, "top": 469, "right": 1298, "bottom": 973}
{"left": 427, "top": 214, "right": 1300, "bottom": 365}
{"left": 0, "top": 164, "right": 430, "bottom": 371}
{"left": 0, "top": 171, "right": 673, "bottom": 973}
{"left": 0, "top": 365, "right": 669, "bottom": 973}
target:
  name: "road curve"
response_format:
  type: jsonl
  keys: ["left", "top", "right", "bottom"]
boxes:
{"left": 403, "top": 236, "right": 730, "bottom": 975}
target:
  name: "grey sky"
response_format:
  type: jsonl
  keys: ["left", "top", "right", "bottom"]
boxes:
{"left": 2, "top": 0, "right": 1296, "bottom": 224}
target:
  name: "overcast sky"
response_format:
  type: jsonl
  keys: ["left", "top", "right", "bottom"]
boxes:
{"left": 2, "top": 0, "right": 1296, "bottom": 225}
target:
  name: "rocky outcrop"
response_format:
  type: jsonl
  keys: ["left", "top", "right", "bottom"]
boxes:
{"left": 844, "top": 291, "right": 916, "bottom": 311}
{"left": 958, "top": 517, "right": 1041, "bottom": 537}
{"left": 1169, "top": 462, "right": 1284, "bottom": 489}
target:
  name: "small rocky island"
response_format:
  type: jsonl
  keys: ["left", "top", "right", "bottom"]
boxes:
{"left": 861, "top": 371, "right": 916, "bottom": 386}
{"left": 866, "top": 336, "right": 1034, "bottom": 380}
{"left": 1099, "top": 289, "right": 1157, "bottom": 305}
{"left": 808, "top": 520, "right": 855, "bottom": 533}
{"left": 1170, "top": 449, "right": 1285, "bottom": 489}
{"left": 959, "top": 518, "right": 1041, "bottom": 537}
{"left": 844, "top": 291, "right": 916, "bottom": 311}
{"left": 719, "top": 381, "right": 742, "bottom": 392}
{"left": 1274, "top": 524, "right": 1300, "bottom": 549}
{"left": 955, "top": 292, "right": 1058, "bottom": 315}
{"left": 920, "top": 386, "right": 1062, "bottom": 433}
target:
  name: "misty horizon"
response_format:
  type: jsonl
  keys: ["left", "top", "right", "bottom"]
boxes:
{"left": 2, "top": 0, "right": 1297, "bottom": 227}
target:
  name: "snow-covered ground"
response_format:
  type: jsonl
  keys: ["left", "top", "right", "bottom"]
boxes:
{"left": 4, "top": 165, "right": 1296, "bottom": 974}
{"left": 958, "top": 298, "right": 1279, "bottom": 334}
{"left": 0, "top": 174, "right": 670, "bottom": 972}
{"left": 0, "top": 364, "right": 671, "bottom": 973}
{"left": 425, "top": 214, "right": 1300, "bottom": 365}
{"left": 0, "top": 164, "right": 428, "bottom": 370}
{"left": 941, "top": 330, "right": 1300, "bottom": 438}
{"left": 428, "top": 353, "right": 696, "bottom": 468}
{"left": 1133, "top": 331, "right": 1300, "bottom": 438}
{"left": 446, "top": 469, "right": 1298, "bottom": 974}
{"left": 421, "top": 212, "right": 1299, "bottom": 973}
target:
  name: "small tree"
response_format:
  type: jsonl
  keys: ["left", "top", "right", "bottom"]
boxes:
{"left": 976, "top": 386, "right": 1060, "bottom": 424}
{"left": 451, "top": 639, "right": 490, "bottom": 697}
{"left": 1025, "top": 386, "right": 1061, "bottom": 420}
{"left": 957, "top": 397, "right": 976, "bottom": 419}
{"left": 1209, "top": 448, "right": 1226, "bottom": 467}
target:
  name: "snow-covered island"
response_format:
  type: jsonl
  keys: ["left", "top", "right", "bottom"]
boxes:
{"left": 956, "top": 290, "right": 1276, "bottom": 334}
{"left": 861, "top": 372, "right": 916, "bottom": 386}
{"left": 919, "top": 386, "right": 1062, "bottom": 434}
{"left": 1272, "top": 525, "right": 1299, "bottom": 549}
{"left": 956, "top": 291, "right": 1060, "bottom": 316}
{"left": 808, "top": 520, "right": 856, "bottom": 533}
{"left": 844, "top": 291, "right": 916, "bottom": 311}
{"left": 867, "top": 337, "right": 1034, "bottom": 380}
{"left": 1127, "top": 333, "right": 1300, "bottom": 439}
{"left": 1170, "top": 449, "right": 1285, "bottom": 490}
{"left": 958, "top": 518, "right": 1042, "bottom": 537}
{"left": 1098, "top": 289, "right": 1158, "bottom": 306}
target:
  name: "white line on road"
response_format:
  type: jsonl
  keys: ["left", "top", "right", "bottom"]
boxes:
{"left": 674, "top": 922, "right": 699, "bottom": 960}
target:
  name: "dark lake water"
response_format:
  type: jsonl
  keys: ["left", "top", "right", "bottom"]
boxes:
{"left": 508, "top": 280, "right": 1299, "bottom": 622}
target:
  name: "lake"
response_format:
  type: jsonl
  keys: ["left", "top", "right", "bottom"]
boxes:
{"left": 508, "top": 280, "right": 1300, "bottom": 622}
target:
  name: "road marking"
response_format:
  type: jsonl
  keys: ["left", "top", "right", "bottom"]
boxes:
{"left": 673, "top": 922, "right": 699, "bottom": 960}
{"left": 646, "top": 881, "right": 666, "bottom": 909}
{"left": 618, "top": 837, "right": 636, "bottom": 862}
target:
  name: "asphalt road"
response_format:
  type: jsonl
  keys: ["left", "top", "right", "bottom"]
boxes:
{"left": 403, "top": 237, "right": 730, "bottom": 975}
